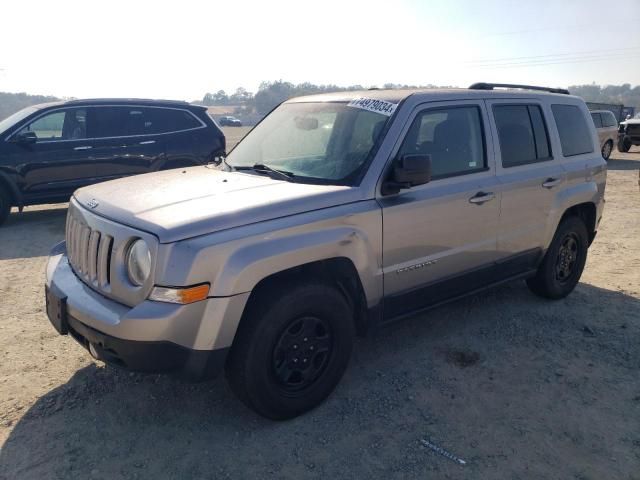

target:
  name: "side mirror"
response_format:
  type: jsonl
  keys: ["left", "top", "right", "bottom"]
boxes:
{"left": 13, "top": 131, "right": 37, "bottom": 145}
{"left": 382, "top": 154, "right": 432, "bottom": 195}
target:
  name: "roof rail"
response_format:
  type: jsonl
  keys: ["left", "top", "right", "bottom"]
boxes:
{"left": 469, "top": 82, "right": 570, "bottom": 95}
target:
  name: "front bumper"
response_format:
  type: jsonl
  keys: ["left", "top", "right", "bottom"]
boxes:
{"left": 45, "top": 242, "right": 249, "bottom": 380}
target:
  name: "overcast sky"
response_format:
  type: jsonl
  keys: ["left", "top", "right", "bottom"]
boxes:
{"left": 1, "top": 0, "right": 638, "bottom": 101}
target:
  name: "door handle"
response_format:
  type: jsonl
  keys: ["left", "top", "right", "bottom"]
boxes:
{"left": 74, "top": 146, "right": 92, "bottom": 151}
{"left": 139, "top": 140, "right": 156, "bottom": 145}
{"left": 542, "top": 177, "right": 562, "bottom": 189}
{"left": 469, "top": 191, "right": 495, "bottom": 204}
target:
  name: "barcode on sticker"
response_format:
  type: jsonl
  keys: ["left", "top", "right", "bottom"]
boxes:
{"left": 347, "top": 97, "right": 397, "bottom": 116}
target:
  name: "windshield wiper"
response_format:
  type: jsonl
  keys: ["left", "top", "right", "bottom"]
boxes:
{"left": 234, "top": 164, "right": 295, "bottom": 182}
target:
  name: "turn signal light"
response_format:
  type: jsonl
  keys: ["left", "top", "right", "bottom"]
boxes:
{"left": 149, "top": 284, "right": 210, "bottom": 304}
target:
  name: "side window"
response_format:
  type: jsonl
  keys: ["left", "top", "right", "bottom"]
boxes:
{"left": 591, "top": 113, "right": 603, "bottom": 128}
{"left": 87, "top": 107, "right": 128, "bottom": 138}
{"left": 17, "top": 109, "right": 87, "bottom": 141}
{"left": 149, "top": 109, "right": 202, "bottom": 133}
{"left": 398, "top": 106, "right": 486, "bottom": 179}
{"left": 602, "top": 112, "right": 617, "bottom": 127}
{"left": 551, "top": 104, "right": 594, "bottom": 157}
{"left": 493, "top": 104, "right": 551, "bottom": 167}
{"left": 86, "top": 106, "right": 202, "bottom": 139}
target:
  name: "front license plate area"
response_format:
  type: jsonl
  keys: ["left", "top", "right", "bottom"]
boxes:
{"left": 45, "top": 285, "right": 68, "bottom": 335}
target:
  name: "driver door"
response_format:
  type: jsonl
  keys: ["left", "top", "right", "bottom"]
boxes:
{"left": 6, "top": 107, "right": 92, "bottom": 200}
{"left": 378, "top": 100, "right": 501, "bottom": 320}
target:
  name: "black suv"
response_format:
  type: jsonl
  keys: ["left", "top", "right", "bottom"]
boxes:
{"left": 0, "top": 99, "right": 225, "bottom": 225}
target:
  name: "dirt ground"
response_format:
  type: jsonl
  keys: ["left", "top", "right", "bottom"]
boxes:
{"left": 1, "top": 138, "right": 639, "bottom": 479}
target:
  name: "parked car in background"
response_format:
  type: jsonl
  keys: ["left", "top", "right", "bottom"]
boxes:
{"left": 618, "top": 118, "right": 640, "bottom": 152}
{"left": 590, "top": 110, "right": 618, "bottom": 159}
{"left": 45, "top": 83, "right": 605, "bottom": 419}
{"left": 0, "top": 99, "right": 225, "bottom": 225}
{"left": 218, "top": 115, "right": 243, "bottom": 127}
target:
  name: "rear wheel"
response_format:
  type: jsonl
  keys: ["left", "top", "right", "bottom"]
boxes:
{"left": 527, "top": 216, "right": 589, "bottom": 299}
{"left": 0, "top": 189, "right": 11, "bottom": 226}
{"left": 601, "top": 140, "right": 613, "bottom": 160}
{"left": 225, "top": 282, "right": 355, "bottom": 420}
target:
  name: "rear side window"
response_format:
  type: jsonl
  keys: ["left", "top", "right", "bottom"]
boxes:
{"left": 146, "top": 108, "right": 202, "bottom": 133}
{"left": 398, "top": 106, "right": 486, "bottom": 179}
{"left": 87, "top": 106, "right": 202, "bottom": 138}
{"left": 552, "top": 105, "right": 594, "bottom": 157}
{"left": 591, "top": 113, "right": 603, "bottom": 128}
{"left": 602, "top": 112, "right": 617, "bottom": 127}
{"left": 493, "top": 105, "right": 551, "bottom": 167}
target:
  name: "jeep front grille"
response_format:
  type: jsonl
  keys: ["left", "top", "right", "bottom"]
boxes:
{"left": 66, "top": 213, "right": 113, "bottom": 288}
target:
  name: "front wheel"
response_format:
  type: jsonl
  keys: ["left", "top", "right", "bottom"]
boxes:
{"left": 527, "top": 216, "right": 589, "bottom": 299}
{"left": 225, "top": 282, "right": 355, "bottom": 420}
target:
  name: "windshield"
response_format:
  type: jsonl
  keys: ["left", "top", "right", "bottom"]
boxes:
{"left": 0, "top": 106, "right": 39, "bottom": 136}
{"left": 226, "top": 102, "right": 391, "bottom": 185}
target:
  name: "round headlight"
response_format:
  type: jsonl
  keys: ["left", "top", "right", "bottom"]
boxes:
{"left": 126, "top": 239, "right": 151, "bottom": 286}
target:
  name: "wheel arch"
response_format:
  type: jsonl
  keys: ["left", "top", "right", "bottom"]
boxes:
{"left": 559, "top": 202, "right": 597, "bottom": 245}
{"left": 240, "top": 257, "right": 371, "bottom": 337}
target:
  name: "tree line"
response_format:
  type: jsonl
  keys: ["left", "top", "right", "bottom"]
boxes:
{"left": 0, "top": 92, "right": 59, "bottom": 121}
{"left": 1, "top": 83, "right": 639, "bottom": 122}
{"left": 201, "top": 81, "right": 640, "bottom": 117}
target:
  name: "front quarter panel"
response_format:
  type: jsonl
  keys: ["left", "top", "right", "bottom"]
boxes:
{"left": 154, "top": 200, "right": 384, "bottom": 307}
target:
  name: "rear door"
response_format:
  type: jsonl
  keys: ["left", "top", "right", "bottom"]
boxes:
{"left": 600, "top": 111, "right": 619, "bottom": 144}
{"left": 83, "top": 105, "right": 166, "bottom": 182}
{"left": 486, "top": 100, "right": 565, "bottom": 261}
{"left": 379, "top": 100, "right": 500, "bottom": 318}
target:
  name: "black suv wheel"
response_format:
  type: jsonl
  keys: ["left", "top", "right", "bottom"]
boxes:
{"left": 0, "top": 189, "right": 11, "bottom": 226}
{"left": 225, "top": 282, "right": 355, "bottom": 420}
{"left": 526, "top": 216, "right": 588, "bottom": 299}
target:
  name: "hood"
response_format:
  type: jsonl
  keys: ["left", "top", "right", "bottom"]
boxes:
{"left": 74, "top": 166, "right": 361, "bottom": 243}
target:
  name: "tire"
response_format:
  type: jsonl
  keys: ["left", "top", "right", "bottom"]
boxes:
{"left": 526, "top": 216, "right": 589, "bottom": 300}
{"left": 601, "top": 140, "right": 613, "bottom": 160}
{"left": 618, "top": 137, "right": 631, "bottom": 153}
{"left": 0, "top": 189, "right": 11, "bottom": 227}
{"left": 225, "top": 281, "right": 355, "bottom": 420}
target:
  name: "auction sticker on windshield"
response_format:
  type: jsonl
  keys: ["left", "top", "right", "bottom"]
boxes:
{"left": 347, "top": 98, "right": 397, "bottom": 116}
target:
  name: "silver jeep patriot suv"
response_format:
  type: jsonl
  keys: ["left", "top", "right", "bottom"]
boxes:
{"left": 45, "top": 83, "right": 606, "bottom": 419}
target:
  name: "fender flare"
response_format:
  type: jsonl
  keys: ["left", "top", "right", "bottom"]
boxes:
{"left": 544, "top": 182, "right": 599, "bottom": 247}
{"left": 210, "top": 226, "right": 382, "bottom": 308}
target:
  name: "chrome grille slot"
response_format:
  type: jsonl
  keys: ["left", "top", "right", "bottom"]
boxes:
{"left": 66, "top": 209, "right": 113, "bottom": 289}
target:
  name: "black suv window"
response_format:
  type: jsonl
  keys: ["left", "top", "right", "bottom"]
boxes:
{"left": 398, "top": 106, "right": 486, "bottom": 179}
{"left": 591, "top": 112, "right": 603, "bottom": 128}
{"left": 552, "top": 104, "right": 594, "bottom": 157}
{"left": 87, "top": 106, "right": 201, "bottom": 138}
{"left": 17, "top": 108, "right": 87, "bottom": 141}
{"left": 493, "top": 105, "right": 551, "bottom": 167}
{"left": 145, "top": 108, "right": 202, "bottom": 133}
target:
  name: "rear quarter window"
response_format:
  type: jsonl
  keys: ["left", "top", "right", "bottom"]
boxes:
{"left": 602, "top": 112, "right": 617, "bottom": 127}
{"left": 591, "top": 113, "right": 603, "bottom": 128}
{"left": 551, "top": 104, "right": 594, "bottom": 157}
